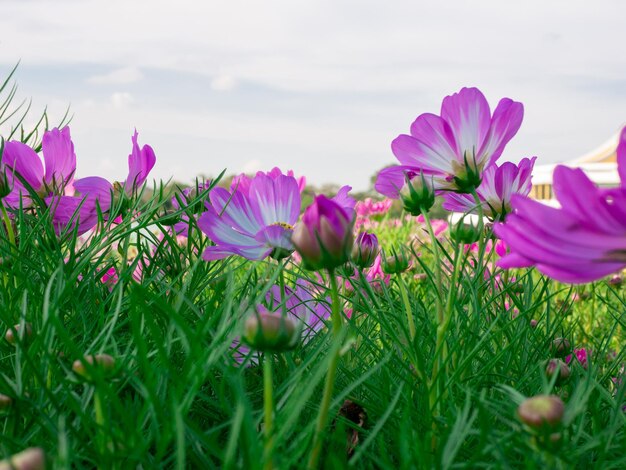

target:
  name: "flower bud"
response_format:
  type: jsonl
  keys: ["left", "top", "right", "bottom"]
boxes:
{"left": 5, "top": 323, "right": 33, "bottom": 345}
{"left": 292, "top": 195, "right": 354, "bottom": 271}
{"left": 529, "top": 319, "right": 538, "bottom": 328}
{"left": 0, "top": 394, "right": 12, "bottom": 410}
{"left": 608, "top": 274, "right": 623, "bottom": 288}
{"left": 243, "top": 306, "right": 299, "bottom": 353}
{"left": 0, "top": 447, "right": 45, "bottom": 470}
{"left": 546, "top": 359, "right": 570, "bottom": 384}
{"left": 517, "top": 394, "right": 565, "bottom": 429}
{"left": 550, "top": 338, "right": 571, "bottom": 358}
{"left": 351, "top": 232, "right": 379, "bottom": 269}
{"left": 450, "top": 218, "right": 482, "bottom": 245}
{"left": 399, "top": 171, "right": 435, "bottom": 215}
{"left": 72, "top": 354, "right": 117, "bottom": 380}
{"left": 381, "top": 247, "right": 410, "bottom": 274}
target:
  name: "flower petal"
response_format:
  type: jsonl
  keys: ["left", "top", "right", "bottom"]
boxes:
{"left": 1, "top": 140, "right": 44, "bottom": 193}
{"left": 477, "top": 98, "right": 524, "bottom": 166}
{"left": 440, "top": 87, "right": 491, "bottom": 161}
{"left": 42, "top": 127, "right": 76, "bottom": 187}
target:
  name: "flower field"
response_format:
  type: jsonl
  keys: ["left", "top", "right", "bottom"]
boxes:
{"left": 0, "top": 71, "right": 625, "bottom": 469}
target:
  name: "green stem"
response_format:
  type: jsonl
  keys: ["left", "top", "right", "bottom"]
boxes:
{"left": 397, "top": 274, "right": 416, "bottom": 341}
{"left": 308, "top": 270, "right": 343, "bottom": 469}
{"left": 94, "top": 389, "right": 106, "bottom": 460}
{"left": 0, "top": 201, "right": 15, "bottom": 247}
{"left": 470, "top": 190, "right": 486, "bottom": 279}
{"left": 420, "top": 209, "right": 444, "bottom": 323}
{"left": 263, "top": 355, "right": 275, "bottom": 470}
{"left": 429, "top": 244, "right": 464, "bottom": 429}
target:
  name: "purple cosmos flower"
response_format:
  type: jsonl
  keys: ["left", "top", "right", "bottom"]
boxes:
{"left": 232, "top": 282, "right": 330, "bottom": 365}
{"left": 442, "top": 157, "right": 536, "bottom": 220}
{"left": 123, "top": 130, "right": 156, "bottom": 194}
{"left": 495, "top": 127, "right": 626, "bottom": 284}
{"left": 1, "top": 127, "right": 112, "bottom": 235}
{"left": 198, "top": 170, "right": 301, "bottom": 260}
{"left": 376, "top": 87, "right": 524, "bottom": 194}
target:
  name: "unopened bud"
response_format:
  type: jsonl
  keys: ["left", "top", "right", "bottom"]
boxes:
{"left": 5, "top": 323, "right": 33, "bottom": 345}
{"left": 0, "top": 394, "right": 12, "bottom": 410}
{"left": 72, "top": 354, "right": 117, "bottom": 380}
{"left": 546, "top": 359, "right": 570, "bottom": 384}
{"left": 608, "top": 274, "right": 623, "bottom": 288}
{"left": 529, "top": 319, "right": 538, "bottom": 328}
{"left": 399, "top": 171, "right": 435, "bottom": 215}
{"left": 517, "top": 395, "right": 565, "bottom": 429}
{"left": 351, "top": 232, "right": 379, "bottom": 269}
{"left": 381, "top": 248, "right": 410, "bottom": 274}
{"left": 450, "top": 218, "right": 481, "bottom": 245}
{"left": 551, "top": 338, "right": 571, "bottom": 358}
{"left": 0, "top": 447, "right": 45, "bottom": 470}
{"left": 243, "top": 307, "right": 299, "bottom": 353}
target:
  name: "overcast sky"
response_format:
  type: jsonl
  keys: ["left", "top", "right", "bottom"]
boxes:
{"left": 0, "top": 0, "right": 624, "bottom": 191}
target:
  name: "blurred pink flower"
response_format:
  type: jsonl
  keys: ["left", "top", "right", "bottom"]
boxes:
{"left": 496, "top": 126, "right": 626, "bottom": 284}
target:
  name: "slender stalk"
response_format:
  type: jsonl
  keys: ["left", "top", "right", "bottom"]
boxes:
{"left": 420, "top": 209, "right": 444, "bottom": 323}
{"left": 1, "top": 200, "right": 15, "bottom": 246}
{"left": 397, "top": 274, "right": 416, "bottom": 341}
{"left": 94, "top": 388, "right": 106, "bottom": 463}
{"left": 470, "top": 190, "right": 487, "bottom": 278}
{"left": 308, "top": 270, "right": 342, "bottom": 469}
{"left": 263, "top": 355, "right": 275, "bottom": 470}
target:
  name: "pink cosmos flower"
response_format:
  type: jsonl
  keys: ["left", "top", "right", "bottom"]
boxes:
{"left": 1, "top": 127, "right": 111, "bottom": 235}
{"left": 376, "top": 87, "right": 524, "bottom": 195}
{"left": 198, "top": 169, "right": 301, "bottom": 260}
{"left": 443, "top": 157, "right": 536, "bottom": 220}
{"left": 495, "top": 126, "right": 626, "bottom": 284}
{"left": 566, "top": 348, "right": 590, "bottom": 369}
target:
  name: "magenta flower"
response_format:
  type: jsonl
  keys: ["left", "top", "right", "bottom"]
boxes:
{"left": 495, "top": 126, "right": 626, "bottom": 284}
{"left": 292, "top": 195, "right": 354, "bottom": 271}
{"left": 566, "top": 348, "right": 590, "bottom": 369}
{"left": 123, "top": 130, "right": 156, "bottom": 194}
{"left": 376, "top": 87, "right": 524, "bottom": 194}
{"left": 2, "top": 127, "right": 76, "bottom": 207}
{"left": 1, "top": 127, "right": 112, "bottom": 235}
{"left": 442, "top": 157, "right": 536, "bottom": 220}
{"left": 198, "top": 170, "right": 301, "bottom": 260}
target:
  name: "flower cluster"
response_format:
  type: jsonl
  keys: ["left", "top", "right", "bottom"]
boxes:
{"left": 374, "top": 87, "right": 535, "bottom": 227}
{"left": 0, "top": 126, "right": 156, "bottom": 235}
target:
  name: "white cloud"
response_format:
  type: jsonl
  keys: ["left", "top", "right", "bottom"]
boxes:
{"left": 210, "top": 74, "right": 236, "bottom": 92}
{"left": 110, "top": 92, "right": 133, "bottom": 108}
{"left": 242, "top": 159, "right": 262, "bottom": 173}
{"left": 87, "top": 66, "right": 143, "bottom": 85}
{"left": 0, "top": 0, "right": 624, "bottom": 190}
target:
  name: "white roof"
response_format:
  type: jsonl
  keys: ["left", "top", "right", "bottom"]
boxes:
{"left": 532, "top": 125, "right": 623, "bottom": 186}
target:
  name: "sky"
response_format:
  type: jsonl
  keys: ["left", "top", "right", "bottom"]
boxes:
{"left": 0, "top": 0, "right": 624, "bottom": 191}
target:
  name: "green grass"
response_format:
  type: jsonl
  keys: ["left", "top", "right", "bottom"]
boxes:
{"left": 0, "top": 186, "right": 624, "bottom": 469}
{"left": 0, "top": 67, "right": 625, "bottom": 469}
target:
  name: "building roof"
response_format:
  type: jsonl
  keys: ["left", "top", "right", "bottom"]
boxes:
{"left": 531, "top": 125, "right": 624, "bottom": 186}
